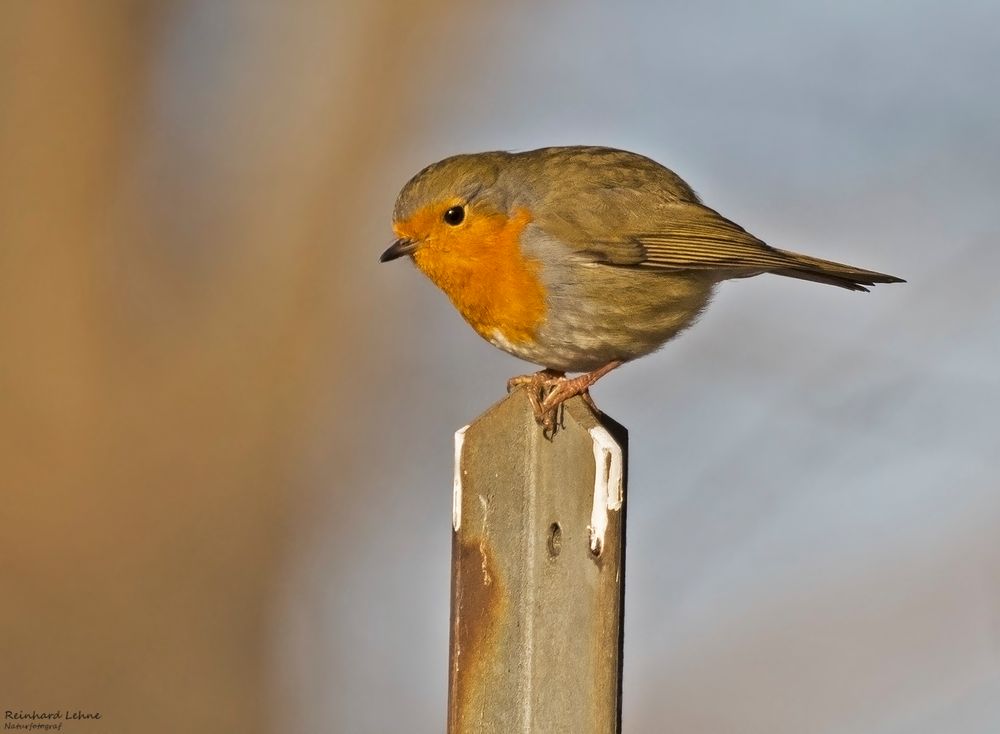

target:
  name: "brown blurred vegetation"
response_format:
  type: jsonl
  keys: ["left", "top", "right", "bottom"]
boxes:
{"left": 0, "top": 3, "right": 442, "bottom": 731}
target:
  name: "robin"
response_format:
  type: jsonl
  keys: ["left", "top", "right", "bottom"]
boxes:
{"left": 381, "top": 146, "right": 903, "bottom": 431}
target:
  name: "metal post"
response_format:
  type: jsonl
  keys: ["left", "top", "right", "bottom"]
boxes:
{"left": 448, "top": 387, "right": 627, "bottom": 733}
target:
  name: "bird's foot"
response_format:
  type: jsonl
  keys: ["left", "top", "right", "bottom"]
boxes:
{"left": 507, "top": 360, "right": 624, "bottom": 436}
{"left": 507, "top": 369, "right": 566, "bottom": 434}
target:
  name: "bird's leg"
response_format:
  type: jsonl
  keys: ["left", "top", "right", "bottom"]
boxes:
{"left": 506, "top": 368, "right": 565, "bottom": 393}
{"left": 537, "top": 360, "right": 623, "bottom": 423}
{"left": 508, "top": 361, "right": 624, "bottom": 433}
{"left": 507, "top": 369, "right": 566, "bottom": 426}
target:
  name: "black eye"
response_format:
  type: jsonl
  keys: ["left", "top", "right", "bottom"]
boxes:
{"left": 443, "top": 206, "right": 465, "bottom": 226}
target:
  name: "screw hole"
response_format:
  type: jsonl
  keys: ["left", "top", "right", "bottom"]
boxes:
{"left": 547, "top": 522, "right": 562, "bottom": 557}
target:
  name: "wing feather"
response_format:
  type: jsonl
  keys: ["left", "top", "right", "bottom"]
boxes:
{"left": 555, "top": 202, "right": 904, "bottom": 291}
{"left": 526, "top": 151, "right": 903, "bottom": 291}
{"left": 582, "top": 202, "right": 791, "bottom": 271}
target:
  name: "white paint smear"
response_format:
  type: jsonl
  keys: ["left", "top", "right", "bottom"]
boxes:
{"left": 587, "top": 425, "right": 624, "bottom": 554}
{"left": 453, "top": 425, "right": 469, "bottom": 532}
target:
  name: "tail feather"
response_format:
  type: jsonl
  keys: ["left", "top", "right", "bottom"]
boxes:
{"left": 772, "top": 249, "right": 905, "bottom": 292}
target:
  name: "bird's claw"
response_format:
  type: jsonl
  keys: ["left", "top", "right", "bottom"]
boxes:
{"left": 507, "top": 369, "right": 567, "bottom": 435}
{"left": 507, "top": 360, "right": 623, "bottom": 435}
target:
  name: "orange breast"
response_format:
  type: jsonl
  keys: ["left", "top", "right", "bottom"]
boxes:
{"left": 408, "top": 207, "right": 546, "bottom": 345}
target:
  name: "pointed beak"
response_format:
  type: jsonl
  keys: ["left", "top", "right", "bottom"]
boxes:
{"left": 379, "top": 237, "right": 419, "bottom": 263}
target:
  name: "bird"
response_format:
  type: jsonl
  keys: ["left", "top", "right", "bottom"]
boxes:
{"left": 381, "top": 146, "right": 903, "bottom": 432}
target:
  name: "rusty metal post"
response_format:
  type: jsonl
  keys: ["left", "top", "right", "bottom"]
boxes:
{"left": 448, "top": 388, "right": 627, "bottom": 733}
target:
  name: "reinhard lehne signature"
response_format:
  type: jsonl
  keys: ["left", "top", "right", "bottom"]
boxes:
{"left": 4, "top": 711, "right": 102, "bottom": 731}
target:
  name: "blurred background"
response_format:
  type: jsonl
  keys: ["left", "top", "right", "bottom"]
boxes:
{"left": 2, "top": 2, "right": 998, "bottom": 732}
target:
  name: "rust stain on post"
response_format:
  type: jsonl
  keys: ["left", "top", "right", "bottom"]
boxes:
{"left": 447, "top": 388, "right": 627, "bottom": 734}
{"left": 449, "top": 535, "right": 506, "bottom": 730}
